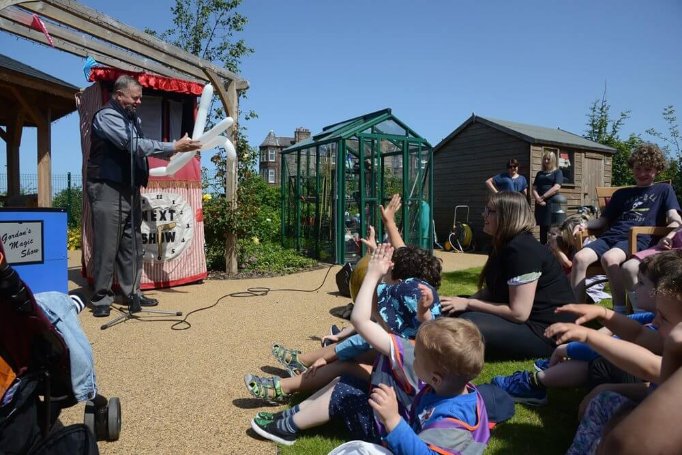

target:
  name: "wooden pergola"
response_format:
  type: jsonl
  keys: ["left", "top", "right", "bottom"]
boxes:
{"left": 0, "top": 53, "right": 78, "bottom": 206}
{"left": 0, "top": 0, "right": 249, "bottom": 272}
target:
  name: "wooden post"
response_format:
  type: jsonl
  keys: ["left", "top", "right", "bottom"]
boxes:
{"left": 36, "top": 107, "right": 52, "bottom": 207}
{"left": 204, "top": 69, "right": 239, "bottom": 275}
{"left": 6, "top": 111, "right": 22, "bottom": 197}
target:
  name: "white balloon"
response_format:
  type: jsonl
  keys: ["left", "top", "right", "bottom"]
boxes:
{"left": 149, "top": 134, "right": 237, "bottom": 177}
{"left": 149, "top": 166, "right": 168, "bottom": 177}
{"left": 197, "top": 117, "right": 233, "bottom": 145}
{"left": 147, "top": 110, "right": 235, "bottom": 177}
{"left": 192, "top": 84, "right": 214, "bottom": 140}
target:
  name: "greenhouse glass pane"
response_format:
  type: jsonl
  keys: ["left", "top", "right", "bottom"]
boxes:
{"left": 374, "top": 119, "right": 406, "bottom": 136}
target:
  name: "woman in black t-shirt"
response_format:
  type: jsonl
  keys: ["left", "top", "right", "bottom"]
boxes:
{"left": 441, "top": 191, "right": 575, "bottom": 360}
{"left": 532, "top": 151, "right": 564, "bottom": 244}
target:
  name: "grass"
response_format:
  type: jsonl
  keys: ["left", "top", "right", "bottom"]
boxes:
{"left": 278, "top": 268, "right": 598, "bottom": 454}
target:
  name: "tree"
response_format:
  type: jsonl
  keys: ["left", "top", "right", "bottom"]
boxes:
{"left": 646, "top": 105, "right": 681, "bottom": 193}
{"left": 584, "top": 92, "right": 640, "bottom": 187}
{"left": 147, "top": 0, "right": 255, "bottom": 272}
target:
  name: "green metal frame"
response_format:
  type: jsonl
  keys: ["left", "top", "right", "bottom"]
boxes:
{"left": 281, "top": 109, "right": 433, "bottom": 264}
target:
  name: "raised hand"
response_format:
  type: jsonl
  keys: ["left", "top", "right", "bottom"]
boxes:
{"left": 380, "top": 193, "right": 401, "bottom": 224}
{"left": 368, "top": 243, "right": 394, "bottom": 278}
{"left": 555, "top": 303, "right": 609, "bottom": 325}
{"left": 360, "top": 225, "right": 378, "bottom": 254}
{"left": 544, "top": 322, "right": 593, "bottom": 345}
{"left": 416, "top": 283, "right": 435, "bottom": 322}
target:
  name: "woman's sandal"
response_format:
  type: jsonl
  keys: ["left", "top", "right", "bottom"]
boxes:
{"left": 244, "top": 374, "right": 290, "bottom": 404}
{"left": 271, "top": 344, "right": 308, "bottom": 376}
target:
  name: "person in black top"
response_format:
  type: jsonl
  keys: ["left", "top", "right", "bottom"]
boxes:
{"left": 440, "top": 191, "right": 576, "bottom": 360}
{"left": 532, "top": 151, "right": 563, "bottom": 244}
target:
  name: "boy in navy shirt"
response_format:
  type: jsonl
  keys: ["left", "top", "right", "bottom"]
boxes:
{"left": 571, "top": 143, "right": 681, "bottom": 313}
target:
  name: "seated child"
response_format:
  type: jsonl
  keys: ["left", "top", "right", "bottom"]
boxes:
{"left": 547, "top": 216, "right": 610, "bottom": 304}
{"left": 250, "top": 244, "right": 490, "bottom": 454}
{"left": 244, "top": 244, "right": 442, "bottom": 403}
{"left": 492, "top": 251, "right": 677, "bottom": 406}
{"left": 564, "top": 258, "right": 682, "bottom": 454}
{"left": 621, "top": 223, "right": 682, "bottom": 312}
{"left": 597, "top": 321, "right": 682, "bottom": 454}
{"left": 571, "top": 143, "right": 682, "bottom": 314}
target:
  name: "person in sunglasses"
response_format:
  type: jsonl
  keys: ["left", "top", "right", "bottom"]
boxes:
{"left": 485, "top": 158, "right": 528, "bottom": 195}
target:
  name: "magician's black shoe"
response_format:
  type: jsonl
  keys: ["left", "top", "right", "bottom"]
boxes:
{"left": 92, "top": 306, "right": 111, "bottom": 317}
{"left": 138, "top": 295, "right": 159, "bottom": 307}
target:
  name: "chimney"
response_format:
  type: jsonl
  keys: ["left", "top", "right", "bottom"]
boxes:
{"left": 294, "top": 127, "right": 311, "bottom": 143}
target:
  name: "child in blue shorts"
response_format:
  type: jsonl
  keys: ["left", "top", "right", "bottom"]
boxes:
{"left": 244, "top": 244, "right": 442, "bottom": 403}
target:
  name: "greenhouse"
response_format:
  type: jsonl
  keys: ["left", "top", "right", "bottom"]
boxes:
{"left": 281, "top": 108, "right": 433, "bottom": 264}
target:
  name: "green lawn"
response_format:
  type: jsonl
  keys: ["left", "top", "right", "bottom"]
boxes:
{"left": 279, "top": 268, "right": 593, "bottom": 454}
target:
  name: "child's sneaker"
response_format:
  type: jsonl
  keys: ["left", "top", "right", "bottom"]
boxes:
{"left": 250, "top": 418, "right": 296, "bottom": 446}
{"left": 533, "top": 358, "right": 551, "bottom": 372}
{"left": 491, "top": 370, "right": 547, "bottom": 406}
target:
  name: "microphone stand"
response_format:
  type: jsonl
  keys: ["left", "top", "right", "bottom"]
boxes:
{"left": 101, "top": 113, "right": 182, "bottom": 330}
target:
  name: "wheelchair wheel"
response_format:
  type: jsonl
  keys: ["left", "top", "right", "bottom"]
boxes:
{"left": 106, "top": 397, "right": 122, "bottom": 441}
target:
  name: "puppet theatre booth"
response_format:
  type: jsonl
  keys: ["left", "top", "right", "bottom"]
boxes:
{"left": 281, "top": 108, "right": 433, "bottom": 265}
{"left": 76, "top": 68, "right": 208, "bottom": 289}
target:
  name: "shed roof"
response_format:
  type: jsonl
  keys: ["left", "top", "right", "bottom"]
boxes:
{"left": 434, "top": 114, "right": 617, "bottom": 154}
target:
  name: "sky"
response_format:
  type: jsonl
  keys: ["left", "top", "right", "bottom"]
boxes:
{"left": 1, "top": 0, "right": 681, "bottom": 179}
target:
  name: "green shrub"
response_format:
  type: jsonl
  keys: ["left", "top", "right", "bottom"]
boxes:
{"left": 202, "top": 172, "right": 314, "bottom": 273}
{"left": 52, "top": 187, "right": 83, "bottom": 229}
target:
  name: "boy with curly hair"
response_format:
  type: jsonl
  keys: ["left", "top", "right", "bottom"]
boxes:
{"left": 572, "top": 143, "right": 681, "bottom": 314}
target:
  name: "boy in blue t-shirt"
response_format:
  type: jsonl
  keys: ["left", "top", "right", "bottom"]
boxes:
{"left": 571, "top": 143, "right": 682, "bottom": 314}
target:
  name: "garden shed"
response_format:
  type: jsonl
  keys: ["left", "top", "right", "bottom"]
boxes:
{"left": 281, "top": 108, "right": 432, "bottom": 264}
{"left": 432, "top": 114, "right": 616, "bottom": 249}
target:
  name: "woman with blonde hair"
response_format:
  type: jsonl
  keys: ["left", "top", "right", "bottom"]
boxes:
{"left": 532, "top": 151, "right": 564, "bottom": 244}
{"left": 439, "top": 192, "right": 576, "bottom": 360}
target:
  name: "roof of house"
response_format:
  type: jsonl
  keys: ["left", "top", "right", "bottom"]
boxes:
{"left": 0, "top": 53, "right": 78, "bottom": 90}
{"left": 433, "top": 114, "right": 617, "bottom": 154}
{"left": 259, "top": 130, "right": 295, "bottom": 148}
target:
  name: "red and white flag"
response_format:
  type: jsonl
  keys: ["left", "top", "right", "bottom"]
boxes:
{"left": 29, "top": 14, "right": 54, "bottom": 47}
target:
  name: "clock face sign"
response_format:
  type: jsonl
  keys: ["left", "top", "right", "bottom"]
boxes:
{"left": 140, "top": 192, "right": 194, "bottom": 262}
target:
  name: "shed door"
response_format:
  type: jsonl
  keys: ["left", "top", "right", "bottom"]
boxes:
{"left": 583, "top": 154, "right": 605, "bottom": 207}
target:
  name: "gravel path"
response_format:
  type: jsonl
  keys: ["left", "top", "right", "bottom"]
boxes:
{"left": 60, "top": 250, "right": 486, "bottom": 454}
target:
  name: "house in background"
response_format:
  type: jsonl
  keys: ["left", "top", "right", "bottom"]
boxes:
{"left": 432, "top": 114, "right": 616, "bottom": 249}
{"left": 259, "top": 127, "right": 311, "bottom": 185}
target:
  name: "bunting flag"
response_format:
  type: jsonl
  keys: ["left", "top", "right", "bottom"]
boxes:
{"left": 29, "top": 14, "right": 54, "bottom": 47}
